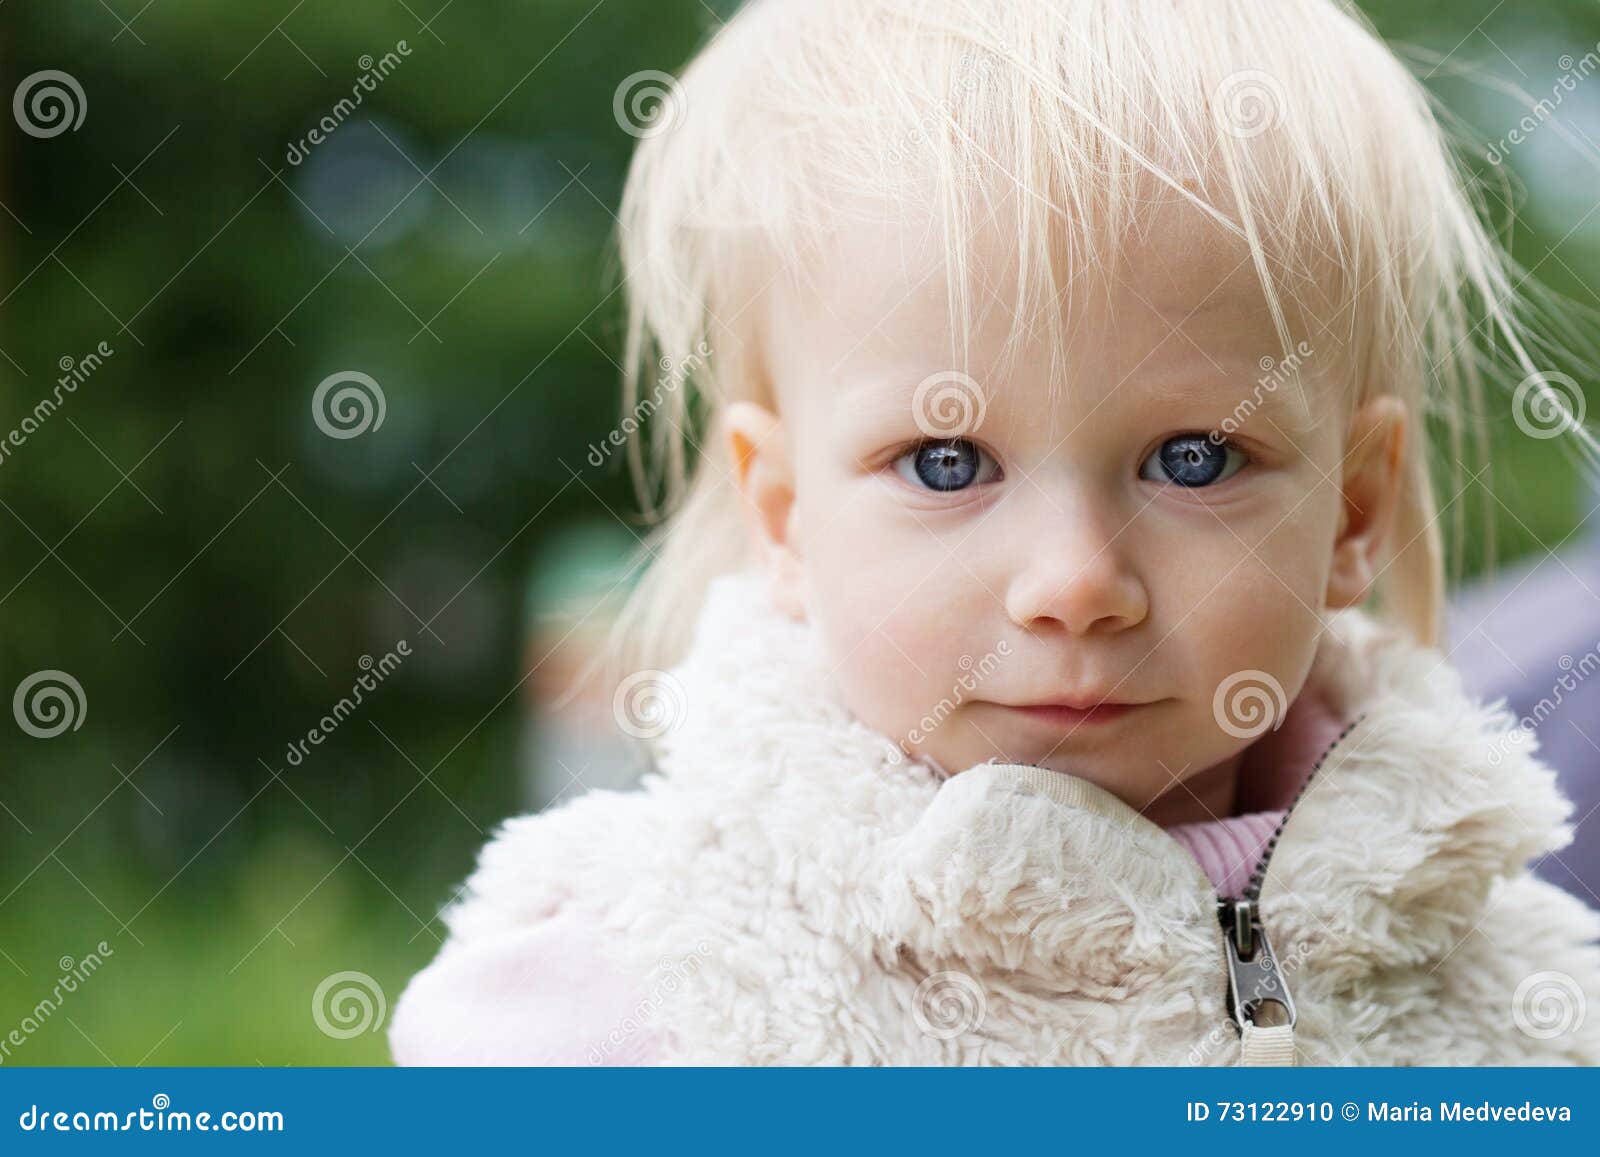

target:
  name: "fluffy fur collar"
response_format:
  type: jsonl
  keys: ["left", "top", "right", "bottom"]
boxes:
{"left": 441, "top": 571, "right": 1600, "bottom": 1064}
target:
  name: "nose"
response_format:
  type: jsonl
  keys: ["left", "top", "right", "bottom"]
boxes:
{"left": 1003, "top": 509, "right": 1149, "bottom": 636}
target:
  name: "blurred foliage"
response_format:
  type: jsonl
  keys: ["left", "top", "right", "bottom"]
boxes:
{"left": 0, "top": 0, "right": 737, "bottom": 1065}
{"left": 0, "top": 0, "right": 1597, "bottom": 1064}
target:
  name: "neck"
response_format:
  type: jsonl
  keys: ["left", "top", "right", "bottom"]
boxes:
{"left": 1140, "top": 749, "right": 1242, "bottom": 828}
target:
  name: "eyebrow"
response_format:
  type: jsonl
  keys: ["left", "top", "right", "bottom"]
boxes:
{"left": 838, "top": 361, "right": 1326, "bottom": 445}
{"left": 1140, "top": 365, "right": 1322, "bottom": 442}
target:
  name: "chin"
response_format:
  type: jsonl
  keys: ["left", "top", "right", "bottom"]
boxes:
{"left": 1023, "top": 752, "right": 1156, "bottom": 793}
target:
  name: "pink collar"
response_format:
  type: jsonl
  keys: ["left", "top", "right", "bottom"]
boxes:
{"left": 1161, "top": 685, "right": 1348, "bottom": 898}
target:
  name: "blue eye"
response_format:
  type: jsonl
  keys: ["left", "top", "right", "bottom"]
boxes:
{"left": 1139, "top": 435, "right": 1246, "bottom": 488}
{"left": 893, "top": 439, "right": 1001, "bottom": 492}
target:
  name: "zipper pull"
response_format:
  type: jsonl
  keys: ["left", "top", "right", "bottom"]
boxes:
{"left": 1219, "top": 898, "right": 1296, "bottom": 1033}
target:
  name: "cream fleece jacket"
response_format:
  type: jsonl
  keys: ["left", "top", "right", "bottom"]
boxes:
{"left": 391, "top": 571, "right": 1600, "bottom": 1066}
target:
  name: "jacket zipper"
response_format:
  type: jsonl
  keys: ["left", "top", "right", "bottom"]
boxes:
{"left": 1217, "top": 714, "right": 1366, "bottom": 1043}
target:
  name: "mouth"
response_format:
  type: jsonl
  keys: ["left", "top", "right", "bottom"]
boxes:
{"left": 998, "top": 699, "right": 1154, "bottom": 727}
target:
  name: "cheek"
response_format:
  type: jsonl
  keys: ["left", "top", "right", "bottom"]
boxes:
{"left": 793, "top": 488, "right": 978, "bottom": 736}
{"left": 817, "top": 598, "right": 947, "bottom": 735}
{"left": 1153, "top": 487, "right": 1338, "bottom": 700}
{"left": 1183, "top": 567, "right": 1321, "bottom": 690}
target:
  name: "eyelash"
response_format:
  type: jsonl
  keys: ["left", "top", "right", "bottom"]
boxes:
{"left": 889, "top": 438, "right": 1002, "bottom": 493}
{"left": 886, "top": 434, "right": 1254, "bottom": 493}
{"left": 1137, "top": 433, "right": 1250, "bottom": 489}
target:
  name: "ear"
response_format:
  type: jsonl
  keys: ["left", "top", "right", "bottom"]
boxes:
{"left": 1325, "top": 395, "right": 1407, "bottom": 611}
{"left": 723, "top": 401, "right": 807, "bottom": 620}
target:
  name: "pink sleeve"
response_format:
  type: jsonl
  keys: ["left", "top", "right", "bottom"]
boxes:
{"left": 389, "top": 907, "right": 663, "bottom": 1066}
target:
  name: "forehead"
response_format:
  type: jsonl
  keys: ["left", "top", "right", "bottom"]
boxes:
{"left": 764, "top": 189, "right": 1303, "bottom": 422}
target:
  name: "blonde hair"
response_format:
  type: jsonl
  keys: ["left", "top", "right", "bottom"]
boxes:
{"left": 601, "top": 0, "right": 1597, "bottom": 681}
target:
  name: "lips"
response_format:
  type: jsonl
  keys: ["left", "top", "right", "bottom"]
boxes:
{"left": 1001, "top": 701, "right": 1146, "bottom": 726}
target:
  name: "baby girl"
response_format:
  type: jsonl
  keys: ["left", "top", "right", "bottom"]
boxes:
{"left": 391, "top": 0, "right": 1600, "bottom": 1064}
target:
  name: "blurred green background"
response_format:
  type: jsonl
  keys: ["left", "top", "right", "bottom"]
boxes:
{"left": 0, "top": 0, "right": 1597, "bottom": 1065}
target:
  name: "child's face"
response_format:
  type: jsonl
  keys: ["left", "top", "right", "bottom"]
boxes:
{"left": 726, "top": 195, "right": 1404, "bottom": 814}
